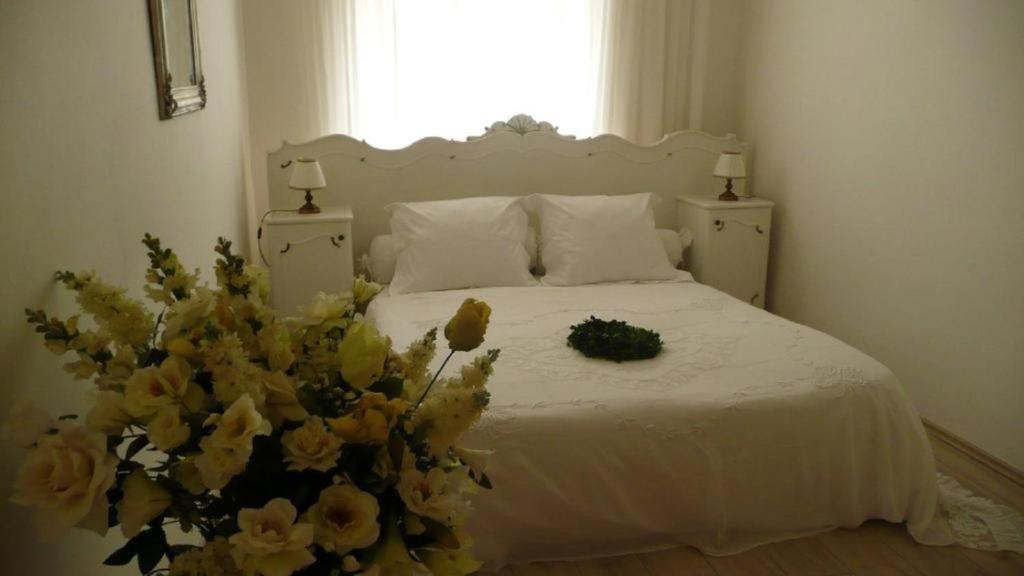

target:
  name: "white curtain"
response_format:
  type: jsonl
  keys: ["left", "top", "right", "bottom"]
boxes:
{"left": 596, "top": 0, "right": 707, "bottom": 144}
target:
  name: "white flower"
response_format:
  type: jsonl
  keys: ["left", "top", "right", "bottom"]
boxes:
{"left": 85, "top": 391, "right": 132, "bottom": 436}
{"left": 117, "top": 470, "right": 171, "bottom": 538}
{"left": 2, "top": 399, "right": 54, "bottom": 448}
{"left": 147, "top": 406, "right": 191, "bottom": 451}
{"left": 229, "top": 498, "right": 316, "bottom": 576}
{"left": 397, "top": 463, "right": 476, "bottom": 525}
{"left": 163, "top": 287, "right": 216, "bottom": 339}
{"left": 10, "top": 425, "right": 117, "bottom": 538}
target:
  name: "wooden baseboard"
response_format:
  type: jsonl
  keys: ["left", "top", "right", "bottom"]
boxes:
{"left": 923, "top": 418, "right": 1024, "bottom": 489}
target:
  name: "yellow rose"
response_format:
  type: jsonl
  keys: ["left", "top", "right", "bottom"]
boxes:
{"left": 305, "top": 484, "right": 381, "bottom": 554}
{"left": 338, "top": 322, "right": 390, "bottom": 389}
{"left": 194, "top": 441, "right": 249, "bottom": 491}
{"left": 166, "top": 337, "right": 199, "bottom": 360}
{"left": 2, "top": 399, "right": 54, "bottom": 447}
{"left": 10, "top": 425, "right": 117, "bottom": 538}
{"left": 444, "top": 299, "right": 491, "bottom": 352}
{"left": 327, "top": 393, "right": 407, "bottom": 444}
{"left": 258, "top": 324, "right": 295, "bottom": 372}
{"left": 204, "top": 394, "right": 272, "bottom": 455}
{"left": 262, "top": 371, "right": 309, "bottom": 428}
{"left": 85, "top": 391, "right": 133, "bottom": 436}
{"left": 147, "top": 406, "right": 191, "bottom": 451}
{"left": 117, "top": 470, "right": 172, "bottom": 538}
{"left": 124, "top": 356, "right": 204, "bottom": 419}
{"left": 229, "top": 498, "right": 316, "bottom": 576}
{"left": 281, "top": 417, "right": 342, "bottom": 472}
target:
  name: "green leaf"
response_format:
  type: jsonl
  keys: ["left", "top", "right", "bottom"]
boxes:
{"left": 124, "top": 436, "right": 149, "bottom": 461}
{"left": 136, "top": 527, "right": 167, "bottom": 574}
{"left": 421, "top": 517, "right": 460, "bottom": 549}
{"left": 102, "top": 535, "right": 139, "bottom": 566}
{"left": 370, "top": 376, "right": 404, "bottom": 400}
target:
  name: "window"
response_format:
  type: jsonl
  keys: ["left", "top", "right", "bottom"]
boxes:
{"left": 349, "top": 0, "right": 605, "bottom": 148}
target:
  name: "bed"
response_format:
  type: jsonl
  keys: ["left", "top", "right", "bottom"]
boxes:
{"left": 267, "top": 116, "right": 1017, "bottom": 568}
{"left": 366, "top": 278, "right": 952, "bottom": 568}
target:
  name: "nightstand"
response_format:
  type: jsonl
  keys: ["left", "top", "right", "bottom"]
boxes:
{"left": 264, "top": 206, "right": 354, "bottom": 315}
{"left": 677, "top": 195, "right": 773, "bottom": 308}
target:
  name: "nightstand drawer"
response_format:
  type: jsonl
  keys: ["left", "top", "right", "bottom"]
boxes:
{"left": 677, "top": 195, "right": 773, "bottom": 308}
{"left": 265, "top": 206, "right": 354, "bottom": 315}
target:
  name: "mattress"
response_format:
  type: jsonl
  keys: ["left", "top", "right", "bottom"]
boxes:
{"left": 365, "top": 280, "right": 954, "bottom": 568}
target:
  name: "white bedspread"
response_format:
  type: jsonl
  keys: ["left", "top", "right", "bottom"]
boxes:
{"left": 366, "top": 280, "right": 956, "bottom": 568}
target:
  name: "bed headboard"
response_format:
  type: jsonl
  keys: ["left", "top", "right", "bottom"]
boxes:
{"left": 267, "top": 114, "right": 750, "bottom": 258}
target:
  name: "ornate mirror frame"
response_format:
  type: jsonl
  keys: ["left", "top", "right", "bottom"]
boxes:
{"left": 148, "top": 0, "right": 205, "bottom": 120}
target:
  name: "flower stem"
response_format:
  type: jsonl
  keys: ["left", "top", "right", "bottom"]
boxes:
{"left": 414, "top": 349, "right": 455, "bottom": 409}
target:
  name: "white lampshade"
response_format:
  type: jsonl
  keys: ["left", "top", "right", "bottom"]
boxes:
{"left": 288, "top": 158, "right": 327, "bottom": 190}
{"left": 713, "top": 152, "right": 746, "bottom": 179}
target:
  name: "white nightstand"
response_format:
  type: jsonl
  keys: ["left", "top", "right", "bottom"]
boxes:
{"left": 264, "top": 206, "right": 354, "bottom": 315}
{"left": 677, "top": 195, "right": 773, "bottom": 308}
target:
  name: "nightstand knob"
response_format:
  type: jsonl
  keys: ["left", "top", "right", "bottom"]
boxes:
{"left": 330, "top": 234, "right": 346, "bottom": 247}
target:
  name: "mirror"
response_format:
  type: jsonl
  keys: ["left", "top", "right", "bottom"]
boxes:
{"left": 148, "top": 0, "right": 205, "bottom": 119}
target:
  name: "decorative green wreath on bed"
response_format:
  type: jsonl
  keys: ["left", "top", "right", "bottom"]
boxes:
{"left": 567, "top": 316, "right": 663, "bottom": 362}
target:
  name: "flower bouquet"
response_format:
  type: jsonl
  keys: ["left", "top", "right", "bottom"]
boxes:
{"left": 5, "top": 235, "right": 497, "bottom": 576}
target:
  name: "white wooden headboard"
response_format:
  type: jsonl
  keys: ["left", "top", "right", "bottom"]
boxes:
{"left": 267, "top": 115, "right": 750, "bottom": 258}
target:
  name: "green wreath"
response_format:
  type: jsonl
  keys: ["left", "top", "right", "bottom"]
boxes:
{"left": 566, "top": 316, "right": 663, "bottom": 362}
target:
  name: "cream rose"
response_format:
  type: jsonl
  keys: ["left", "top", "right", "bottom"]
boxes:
{"left": 229, "top": 498, "right": 316, "bottom": 576}
{"left": 194, "top": 441, "right": 249, "bottom": 491}
{"left": 262, "top": 371, "right": 308, "bottom": 428}
{"left": 85, "top": 391, "right": 133, "bottom": 436}
{"left": 2, "top": 399, "right": 54, "bottom": 447}
{"left": 204, "top": 394, "right": 272, "bottom": 455}
{"left": 337, "top": 322, "right": 390, "bottom": 389}
{"left": 124, "top": 356, "right": 204, "bottom": 419}
{"left": 281, "top": 417, "right": 342, "bottom": 472}
{"left": 147, "top": 406, "right": 191, "bottom": 451}
{"left": 117, "top": 470, "right": 172, "bottom": 538}
{"left": 10, "top": 425, "right": 117, "bottom": 538}
{"left": 305, "top": 484, "right": 381, "bottom": 555}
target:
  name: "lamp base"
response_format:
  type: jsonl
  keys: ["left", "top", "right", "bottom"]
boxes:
{"left": 718, "top": 178, "right": 739, "bottom": 202}
{"left": 298, "top": 190, "right": 321, "bottom": 214}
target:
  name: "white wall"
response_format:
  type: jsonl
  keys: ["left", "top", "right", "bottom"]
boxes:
{"left": 738, "top": 0, "right": 1024, "bottom": 470}
{"left": 0, "top": 0, "right": 250, "bottom": 573}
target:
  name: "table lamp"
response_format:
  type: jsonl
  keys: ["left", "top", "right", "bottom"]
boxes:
{"left": 289, "top": 157, "right": 327, "bottom": 214}
{"left": 713, "top": 151, "right": 746, "bottom": 202}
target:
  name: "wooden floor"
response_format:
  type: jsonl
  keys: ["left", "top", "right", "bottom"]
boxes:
{"left": 492, "top": 431, "right": 1024, "bottom": 576}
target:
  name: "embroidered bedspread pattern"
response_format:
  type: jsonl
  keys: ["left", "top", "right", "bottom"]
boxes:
{"left": 366, "top": 282, "right": 949, "bottom": 566}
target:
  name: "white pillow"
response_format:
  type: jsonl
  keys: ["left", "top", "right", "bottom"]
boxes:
{"left": 367, "top": 234, "right": 398, "bottom": 283}
{"left": 657, "top": 229, "right": 684, "bottom": 268}
{"left": 529, "top": 193, "right": 680, "bottom": 286}
{"left": 368, "top": 227, "right": 540, "bottom": 284}
{"left": 387, "top": 197, "right": 537, "bottom": 294}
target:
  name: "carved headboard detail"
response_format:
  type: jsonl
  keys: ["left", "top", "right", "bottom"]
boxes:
{"left": 268, "top": 114, "right": 750, "bottom": 258}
